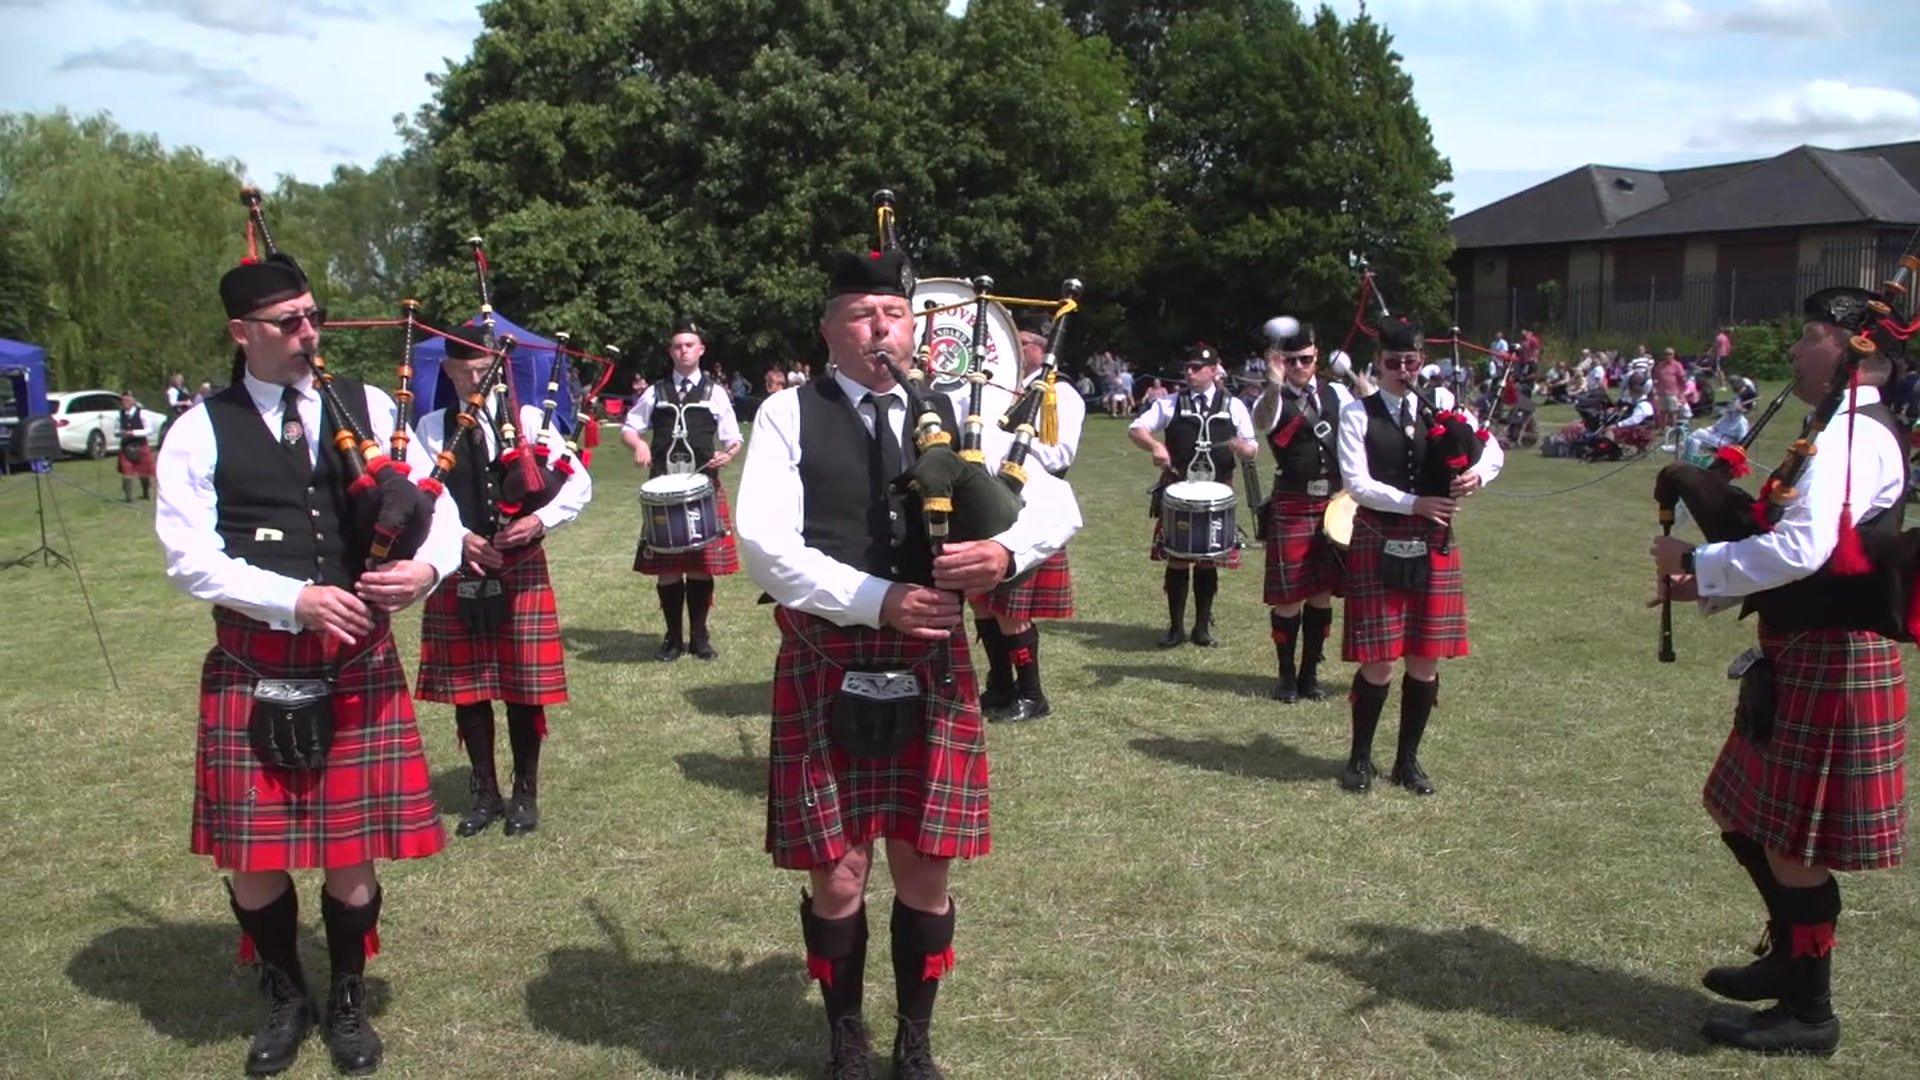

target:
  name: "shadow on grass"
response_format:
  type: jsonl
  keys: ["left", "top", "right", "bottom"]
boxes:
{"left": 1047, "top": 619, "right": 1179, "bottom": 653}
{"left": 1087, "top": 662, "right": 1274, "bottom": 699}
{"left": 526, "top": 901, "right": 814, "bottom": 1075}
{"left": 67, "top": 896, "right": 388, "bottom": 1045}
{"left": 682, "top": 681, "right": 772, "bottom": 719}
{"left": 1306, "top": 922, "right": 1720, "bottom": 1056}
{"left": 431, "top": 766, "right": 472, "bottom": 818}
{"left": 674, "top": 751, "right": 765, "bottom": 797}
{"left": 1131, "top": 732, "right": 1341, "bottom": 785}
{"left": 562, "top": 627, "right": 656, "bottom": 664}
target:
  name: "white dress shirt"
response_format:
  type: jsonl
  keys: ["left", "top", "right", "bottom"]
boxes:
{"left": 413, "top": 401, "right": 593, "bottom": 532}
{"left": 1337, "top": 385, "right": 1505, "bottom": 514}
{"left": 736, "top": 367, "right": 1082, "bottom": 629}
{"left": 155, "top": 370, "right": 465, "bottom": 632}
{"left": 1694, "top": 385, "right": 1905, "bottom": 598}
{"left": 622, "top": 370, "right": 744, "bottom": 446}
{"left": 1129, "top": 386, "right": 1256, "bottom": 440}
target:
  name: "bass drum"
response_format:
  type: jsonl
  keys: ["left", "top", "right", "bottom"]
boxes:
{"left": 910, "top": 277, "right": 1019, "bottom": 392}
{"left": 1322, "top": 491, "right": 1358, "bottom": 557}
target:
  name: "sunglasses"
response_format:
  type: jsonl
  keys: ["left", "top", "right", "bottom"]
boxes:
{"left": 1283, "top": 353, "right": 1318, "bottom": 367}
{"left": 1377, "top": 353, "right": 1421, "bottom": 371}
{"left": 241, "top": 307, "right": 327, "bottom": 336}
{"left": 1183, "top": 361, "right": 1209, "bottom": 371}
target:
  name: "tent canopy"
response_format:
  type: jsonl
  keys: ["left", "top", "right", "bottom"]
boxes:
{"left": 0, "top": 337, "right": 51, "bottom": 419}
{"left": 410, "top": 314, "right": 574, "bottom": 433}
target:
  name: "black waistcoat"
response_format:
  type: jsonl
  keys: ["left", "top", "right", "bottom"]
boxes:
{"left": 1360, "top": 392, "right": 1431, "bottom": 493}
{"left": 1746, "top": 402, "right": 1911, "bottom": 638}
{"left": 441, "top": 407, "right": 499, "bottom": 538}
{"left": 206, "top": 378, "right": 374, "bottom": 589}
{"left": 796, "top": 378, "right": 955, "bottom": 587}
{"left": 650, "top": 377, "right": 720, "bottom": 477}
{"left": 1166, "top": 390, "right": 1238, "bottom": 482}
{"left": 118, "top": 407, "right": 148, "bottom": 445}
{"left": 1267, "top": 380, "right": 1344, "bottom": 493}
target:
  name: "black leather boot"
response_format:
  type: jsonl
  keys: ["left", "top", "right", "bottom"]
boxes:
{"left": 1269, "top": 611, "right": 1300, "bottom": 703}
{"left": 454, "top": 705, "right": 504, "bottom": 838}
{"left": 802, "top": 892, "right": 872, "bottom": 1080}
{"left": 245, "top": 962, "right": 315, "bottom": 1076}
{"left": 504, "top": 707, "right": 542, "bottom": 836}
{"left": 1297, "top": 605, "right": 1333, "bottom": 700}
{"left": 324, "top": 974, "right": 383, "bottom": 1075}
{"left": 686, "top": 577, "right": 719, "bottom": 660}
{"left": 1343, "top": 672, "right": 1390, "bottom": 793}
{"left": 1702, "top": 878, "right": 1842, "bottom": 1056}
{"left": 891, "top": 1016, "right": 945, "bottom": 1080}
{"left": 656, "top": 580, "right": 686, "bottom": 661}
{"left": 1704, "top": 923, "right": 1790, "bottom": 1002}
{"left": 828, "top": 1014, "right": 875, "bottom": 1080}
{"left": 504, "top": 771, "right": 539, "bottom": 836}
{"left": 1390, "top": 673, "right": 1438, "bottom": 795}
{"left": 1159, "top": 567, "right": 1189, "bottom": 648}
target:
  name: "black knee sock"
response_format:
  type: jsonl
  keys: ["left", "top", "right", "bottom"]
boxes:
{"left": 657, "top": 581, "right": 686, "bottom": 643}
{"left": 801, "top": 893, "right": 868, "bottom": 1023}
{"left": 975, "top": 618, "right": 1011, "bottom": 694}
{"left": 1192, "top": 567, "right": 1219, "bottom": 628}
{"left": 891, "top": 897, "right": 956, "bottom": 1026}
{"left": 505, "top": 703, "right": 544, "bottom": 794}
{"left": 1007, "top": 626, "right": 1043, "bottom": 699}
{"left": 1720, "top": 831, "right": 1784, "bottom": 939}
{"left": 228, "top": 877, "right": 301, "bottom": 977}
{"left": 685, "top": 578, "right": 715, "bottom": 642}
{"left": 1349, "top": 672, "right": 1390, "bottom": 762}
{"left": 1777, "top": 877, "right": 1841, "bottom": 1022}
{"left": 321, "top": 887, "right": 382, "bottom": 980}
{"left": 1300, "top": 605, "right": 1333, "bottom": 669}
{"left": 1270, "top": 611, "right": 1300, "bottom": 682}
{"left": 1396, "top": 673, "right": 1439, "bottom": 768}
{"left": 455, "top": 703, "right": 499, "bottom": 793}
{"left": 141, "top": 477, "right": 151, "bottom": 499}
{"left": 1163, "top": 567, "right": 1189, "bottom": 630}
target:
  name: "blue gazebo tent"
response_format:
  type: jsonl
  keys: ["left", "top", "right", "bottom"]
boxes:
{"left": 409, "top": 314, "right": 574, "bottom": 434}
{"left": 0, "top": 337, "right": 52, "bottom": 419}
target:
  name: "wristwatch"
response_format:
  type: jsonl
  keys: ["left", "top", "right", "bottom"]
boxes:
{"left": 1680, "top": 547, "right": 1697, "bottom": 575}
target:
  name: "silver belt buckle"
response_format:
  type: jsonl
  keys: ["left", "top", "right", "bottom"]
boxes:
{"left": 1306, "top": 479, "right": 1330, "bottom": 497}
{"left": 1383, "top": 539, "right": 1428, "bottom": 558}
{"left": 840, "top": 670, "right": 922, "bottom": 701}
{"left": 1312, "top": 420, "right": 1334, "bottom": 440}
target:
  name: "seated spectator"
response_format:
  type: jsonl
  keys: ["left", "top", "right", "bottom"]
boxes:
{"left": 1683, "top": 399, "right": 1751, "bottom": 462}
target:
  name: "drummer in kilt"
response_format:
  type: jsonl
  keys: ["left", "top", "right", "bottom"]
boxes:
{"left": 736, "top": 249, "right": 1078, "bottom": 1077}
{"left": 622, "top": 320, "right": 743, "bottom": 661}
{"left": 154, "top": 249, "right": 464, "bottom": 1075}
{"left": 1128, "top": 344, "right": 1259, "bottom": 647}
{"left": 973, "top": 310, "right": 1086, "bottom": 723}
{"left": 116, "top": 391, "right": 155, "bottom": 501}
{"left": 415, "top": 336, "right": 592, "bottom": 838}
{"left": 1334, "top": 316, "right": 1502, "bottom": 795}
{"left": 1652, "top": 286, "right": 1912, "bottom": 1055}
{"left": 1250, "top": 318, "right": 1353, "bottom": 702}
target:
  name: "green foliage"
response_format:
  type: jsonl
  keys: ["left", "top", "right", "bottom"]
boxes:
{"left": 1724, "top": 314, "right": 1800, "bottom": 380}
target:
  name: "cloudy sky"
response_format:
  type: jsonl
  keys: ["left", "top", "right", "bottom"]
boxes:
{"left": 2, "top": 0, "right": 1915, "bottom": 215}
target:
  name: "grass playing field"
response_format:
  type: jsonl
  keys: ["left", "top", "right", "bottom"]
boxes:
{"left": 1, "top": 392, "right": 1914, "bottom": 1078}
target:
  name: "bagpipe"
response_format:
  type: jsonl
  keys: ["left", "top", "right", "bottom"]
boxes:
{"left": 465, "top": 236, "right": 571, "bottom": 521}
{"left": 1655, "top": 247, "right": 1920, "bottom": 660}
{"left": 238, "top": 187, "right": 434, "bottom": 563}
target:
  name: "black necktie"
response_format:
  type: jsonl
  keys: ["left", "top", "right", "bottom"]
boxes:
{"left": 1398, "top": 395, "right": 1413, "bottom": 432}
{"left": 866, "top": 392, "right": 900, "bottom": 477}
{"left": 679, "top": 378, "right": 691, "bottom": 396}
{"left": 279, "top": 386, "right": 311, "bottom": 473}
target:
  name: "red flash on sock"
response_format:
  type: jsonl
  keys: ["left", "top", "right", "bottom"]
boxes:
{"left": 1790, "top": 922, "right": 1836, "bottom": 959}
{"left": 921, "top": 945, "right": 956, "bottom": 982}
{"left": 237, "top": 933, "right": 257, "bottom": 965}
{"left": 806, "top": 954, "right": 836, "bottom": 987}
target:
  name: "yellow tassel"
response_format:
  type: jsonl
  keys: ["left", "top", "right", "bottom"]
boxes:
{"left": 1039, "top": 369, "right": 1060, "bottom": 445}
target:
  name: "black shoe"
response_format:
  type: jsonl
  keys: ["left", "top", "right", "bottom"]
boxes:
{"left": 978, "top": 679, "right": 1017, "bottom": 713}
{"left": 323, "top": 974, "right": 382, "bottom": 1076}
{"left": 503, "top": 778, "right": 539, "bottom": 837}
{"left": 891, "top": 1016, "right": 944, "bottom": 1080}
{"left": 1271, "top": 671, "right": 1299, "bottom": 703}
{"left": 244, "top": 962, "right": 315, "bottom": 1076}
{"left": 454, "top": 779, "right": 504, "bottom": 838}
{"left": 689, "top": 637, "right": 719, "bottom": 661}
{"left": 1340, "top": 756, "right": 1376, "bottom": 793}
{"left": 1390, "top": 758, "right": 1437, "bottom": 796}
{"left": 827, "top": 1013, "right": 874, "bottom": 1080}
{"left": 1190, "top": 621, "right": 1220, "bottom": 647}
{"left": 1156, "top": 627, "right": 1187, "bottom": 649}
{"left": 656, "top": 637, "right": 684, "bottom": 662}
{"left": 988, "top": 697, "right": 1051, "bottom": 724}
{"left": 1297, "top": 668, "right": 1328, "bottom": 701}
{"left": 1702, "top": 1004, "right": 1840, "bottom": 1056}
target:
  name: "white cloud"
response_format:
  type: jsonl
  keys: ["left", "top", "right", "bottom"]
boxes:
{"left": 56, "top": 39, "right": 316, "bottom": 127}
{"left": 1696, "top": 79, "right": 1920, "bottom": 146}
{"left": 101, "top": 0, "right": 378, "bottom": 37}
{"left": 1592, "top": 0, "right": 1840, "bottom": 36}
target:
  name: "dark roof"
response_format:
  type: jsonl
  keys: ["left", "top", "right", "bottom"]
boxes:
{"left": 1452, "top": 140, "right": 1920, "bottom": 250}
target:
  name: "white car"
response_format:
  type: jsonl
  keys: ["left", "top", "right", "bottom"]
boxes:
{"left": 46, "top": 390, "right": 170, "bottom": 459}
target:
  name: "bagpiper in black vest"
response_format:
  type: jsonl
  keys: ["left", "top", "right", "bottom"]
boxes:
{"left": 1745, "top": 401, "right": 1912, "bottom": 640}
{"left": 118, "top": 406, "right": 149, "bottom": 449}
{"left": 205, "top": 378, "right": 374, "bottom": 590}
{"left": 1359, "top": 390, "right": 1432, "bottom": 496}
{"left": 649, "top": 375, "right": 721, "bottom": 478}
{"left": 794, "top": 377, "right": 959, "bottom": 588}
{"left": 441, "top": 406, "right": 501, "bottom": 539}
{"left": 1266, "top": 379, "right": 1344, "bottom": 494}
{"left": 1165, "top": 389, "right": 1238, "bottom": 483}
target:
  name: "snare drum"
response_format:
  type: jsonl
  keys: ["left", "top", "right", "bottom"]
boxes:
{"left": 638, "top": 472, "right": 720, "bottom": 553}
{"left": 1159, "top": 480, "right": 1239, "bottom": 561}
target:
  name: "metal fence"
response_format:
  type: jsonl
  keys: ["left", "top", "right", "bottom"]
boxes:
{"left": 1455, "top": 238, "right": 1903, "bottom": 340}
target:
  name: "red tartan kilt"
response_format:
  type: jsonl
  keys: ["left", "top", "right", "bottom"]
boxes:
{"left": 1263, "top": 493, "right": 1342, "bottom": 605}
{"left": 416, "top": 544, "right": 568, "bottom": 706}
{"left": 1704, "top": 629, "right": 1907, "bottom": 871}
{"left": 193, "top": 608, "right": 446, "bottom": 872}
{"left": 765, "top": 606, "right": 990, "bottom": 870}
{"left": 117, "top": 442, "right": 155, "bottom": 477}
{"left": 1341, "top": 508, "right": 1468, "bottom": 663}
{"left": 633, "top": 477, "right": 740, "bottom": 577}
{"left": 985, "top": 550, "right": 1074, "bottom": 621}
